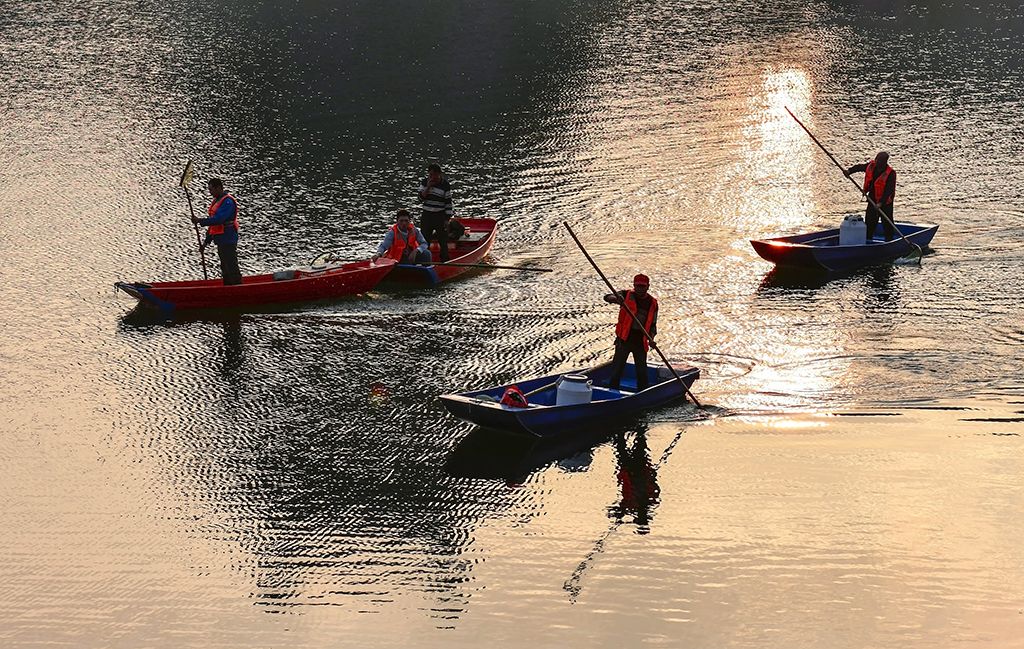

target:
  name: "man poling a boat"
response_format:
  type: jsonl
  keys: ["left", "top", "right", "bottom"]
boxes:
{"left": 371, "top": 209, "right": 432, "bottom": 265}
{"left": 845, "top": 151, "right": 897, "bottom": 243}
{"left": 604, "top": 273, "right": 658, "bottom": 392}
{"left": 191, "top": 177, "right": 242, "bottom": 285}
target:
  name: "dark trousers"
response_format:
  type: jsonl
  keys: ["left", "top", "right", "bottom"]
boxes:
{"left": 609, "top": 331, "right": 649, "bottom": 391}
{"left": 401, "top": 248, "right": 433, "bottom": 265}
{"left": 420, "top": 211, "right": 450, "bottom": 261}
{"left": 865, "top": 203, "right": 895, "bottom": 242}
{"left": 217, "top": 243, "right": 242, "bottom": 285}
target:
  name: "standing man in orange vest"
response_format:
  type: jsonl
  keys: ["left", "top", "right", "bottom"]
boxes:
{"left": 371, "top": 209, "right": 432, "bottom": 264}
{"left": 845, "top": 151, "right": 896, "bottom": 243}
{"left": 603, "top": 273, "right": 658, "bottom": 392}
{"left": 192, "top": 177, "right": 242, "bottom": 285}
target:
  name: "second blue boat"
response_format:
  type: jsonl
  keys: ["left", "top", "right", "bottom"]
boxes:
{"left": 750, "top": 221, "right": 938, "bottom": 272}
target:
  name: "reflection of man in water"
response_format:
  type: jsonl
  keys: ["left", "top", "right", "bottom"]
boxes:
{"left": 220, "top": 317, "right": 244, "bottom": 378}
{"left": 612, "top": 431, "right": 660, "bottom": 532}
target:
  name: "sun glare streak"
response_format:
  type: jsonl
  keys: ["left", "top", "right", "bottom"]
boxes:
{"left": 735, "top": 345, "right": 851, "bottom": 414}
{"left": 724, "top": 65, "right": 818, "bottom": 235}
{"left": 760, "top": 67, "right": 813, "bottom": 147}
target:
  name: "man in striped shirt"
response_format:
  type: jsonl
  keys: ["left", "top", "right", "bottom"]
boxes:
{"left": 418, "top": 163, "right": 453, "bottom": 261}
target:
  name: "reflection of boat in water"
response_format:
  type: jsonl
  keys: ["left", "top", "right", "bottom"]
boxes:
{"left": 119, "top": 303, "right": 253, "bottom": 327}
{"left": 445, "top": 427, "right": 618, "bottom": 483}
{"left": 750, "top": 222, "right": 937, "bottom": 272}
{"left": 758, "top": 260, "right": 898, "bottom": 293}
{"left": 757, "top": 265, "right": 837, "bottom": 290}
{"left": 440, "top": 361, "right": 700, "bottom": 437}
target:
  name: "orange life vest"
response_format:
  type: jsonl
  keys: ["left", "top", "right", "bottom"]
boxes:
{"left": 386, "top": 223, "right": 420, "bottom": 261}
{"left": 863, "top": 160, "right": 894, "bottom": 205}
{"left": 207, "top": 193, "right": 239, "bottom": 235}
{"left": 615, "top": 290, "right": 658, "bottom": 350}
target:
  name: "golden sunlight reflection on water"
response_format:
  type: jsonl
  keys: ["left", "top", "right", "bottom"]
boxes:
{"left": 4, "top": 1, "right": 1024, "bottom": 647}
{"left": 732, "top": 65, "right": 817, "bottom": 234}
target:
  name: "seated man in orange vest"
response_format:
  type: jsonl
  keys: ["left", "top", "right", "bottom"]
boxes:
{"left": 371, "top": 209, "right": 432, "bottom": 265}
{"left": 192, "top": 177, "right": 242, "bottom": 285}
{"left": 603, "top": 273, "right": 658, "bottom": 392}
{"left": 845, "top": 151, "right": 896, "bottom": 243}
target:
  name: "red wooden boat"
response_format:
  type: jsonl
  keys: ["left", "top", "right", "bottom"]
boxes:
{"left": 115, "top": 257, "right": 397, "bottom": 312}
{"left": 383, "top": 217, "right": 497, "bottom": 286}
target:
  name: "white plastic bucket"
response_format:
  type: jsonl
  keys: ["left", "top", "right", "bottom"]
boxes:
{"left": 839, "top": 214, "right": 867, "bottom": 245}
{"left": 556, "top": 374, "right": 592, "bottom": 405}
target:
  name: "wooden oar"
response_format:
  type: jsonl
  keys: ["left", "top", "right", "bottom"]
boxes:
{"left": 524, "top": 380, "right": 559, "bottom": 398}
{"left": 427, "top": 261, "right": 552, "bottom": 272}
{"left": 784, "top": 106, "right": 923, "bottom": 264}
{"left": 308, "top": 255, "right": 552, "bottom": 272}
{"left": 563, "top": 222, "right": 701, "bottom": 408}
{"left": 178, "top": 160, "right": 209, "bottom": 280}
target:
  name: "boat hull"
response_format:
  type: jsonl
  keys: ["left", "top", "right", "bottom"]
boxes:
{"left": 383, "top": 217, "right": 497, "bottom": 286}
{"left": 439, "top": 361, "right": 700, "bottom": 437}
{"left": 750, "top": 222, "right": 938, "bottom": 272}
{"left": 115, "top": 258, "right": 396, "bottom": 311}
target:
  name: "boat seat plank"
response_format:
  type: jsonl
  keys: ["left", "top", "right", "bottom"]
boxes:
{"left": 592, "top": 387, "right": 630, "bottom": 400}
{"left": 425, "top": 231, "right": 489, "bottom": 245}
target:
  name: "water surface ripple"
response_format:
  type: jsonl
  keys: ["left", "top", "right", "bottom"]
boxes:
{"left": 2, "top": 1, "right": 1024, "bottom": 647}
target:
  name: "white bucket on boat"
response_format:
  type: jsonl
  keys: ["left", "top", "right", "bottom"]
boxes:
{"left": 839, "top": 214, "right": 866, "bottom": 245}
{"left": 556, "top": 374, "right": 592, "bottom": 405}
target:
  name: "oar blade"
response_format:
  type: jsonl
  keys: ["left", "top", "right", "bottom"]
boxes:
{"left": 894, "top": 251, "right": 923, "bottom": 265}
{"left": 179, "top": 159, "right": 194, "bottom": 188}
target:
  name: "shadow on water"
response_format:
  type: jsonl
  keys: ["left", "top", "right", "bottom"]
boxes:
{"left": 864, "top": 264, "right": 898, "bottom": 308}
{"left": 116, "top": 295, "right": 383, "bottom": 328}
{"left": 111, "top": 302, "right": 547, "bottom": 618}
{"left": 119, "top": 304, "right": 244, "bottom": 328}
{"left": 563, "top": 422, "right": 677, "bottom": 601}
{"left": 118, "top": 307, "right": 249, "bottom": 377}
{"left": 757, "top": 266, "right": 838, "bottom": 291}
{"left": 444, "top": 427, "right": 617, "bottom": 484}
{"left": 757, "top": 261, "right": 900, "bottom": 293}
{"left": 609, "top": 424, "right": 660, "bottom": 532}
{"left": 446, "top": 421, "right": 666, "bottom": 530}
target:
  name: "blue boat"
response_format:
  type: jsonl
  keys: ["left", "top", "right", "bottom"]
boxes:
{"left": 439, "top": 361, "right": 700, "bottom": 437}
{"left": 750, "top": 222, "right": 938, "bottom": 272}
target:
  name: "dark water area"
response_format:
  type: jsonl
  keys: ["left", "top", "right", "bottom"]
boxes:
{"left": 2, "top": 1, "right": 1024, "bottom": 647}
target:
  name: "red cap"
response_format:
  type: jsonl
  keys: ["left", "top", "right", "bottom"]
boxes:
{"left": 633, "top": 273, "right": 650, "bottom": 286}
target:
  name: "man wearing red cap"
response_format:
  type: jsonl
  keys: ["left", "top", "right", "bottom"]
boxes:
{"left": 603, "top": 273, "right": 658, "bottom": 392}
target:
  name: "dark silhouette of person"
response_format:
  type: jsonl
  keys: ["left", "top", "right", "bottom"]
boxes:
{"left": 845, "top": 151, "right": 896, "bottom": 242}
{"left": 611, "top": 429, "right": 660, "bottom": 532}
{"left": 193, "top": 177, "right": 242, "bottom": 285}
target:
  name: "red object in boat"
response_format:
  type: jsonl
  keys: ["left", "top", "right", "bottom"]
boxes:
{"left": 383, "top": 217, "right": 497, "bottom": 286}
{"left": 115, "top": 258, "right": 397, "bottom": 311}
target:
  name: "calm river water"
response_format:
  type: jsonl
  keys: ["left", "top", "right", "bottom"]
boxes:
{"left": 2, "top": 1, "right": 1024, "bottom": 647}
